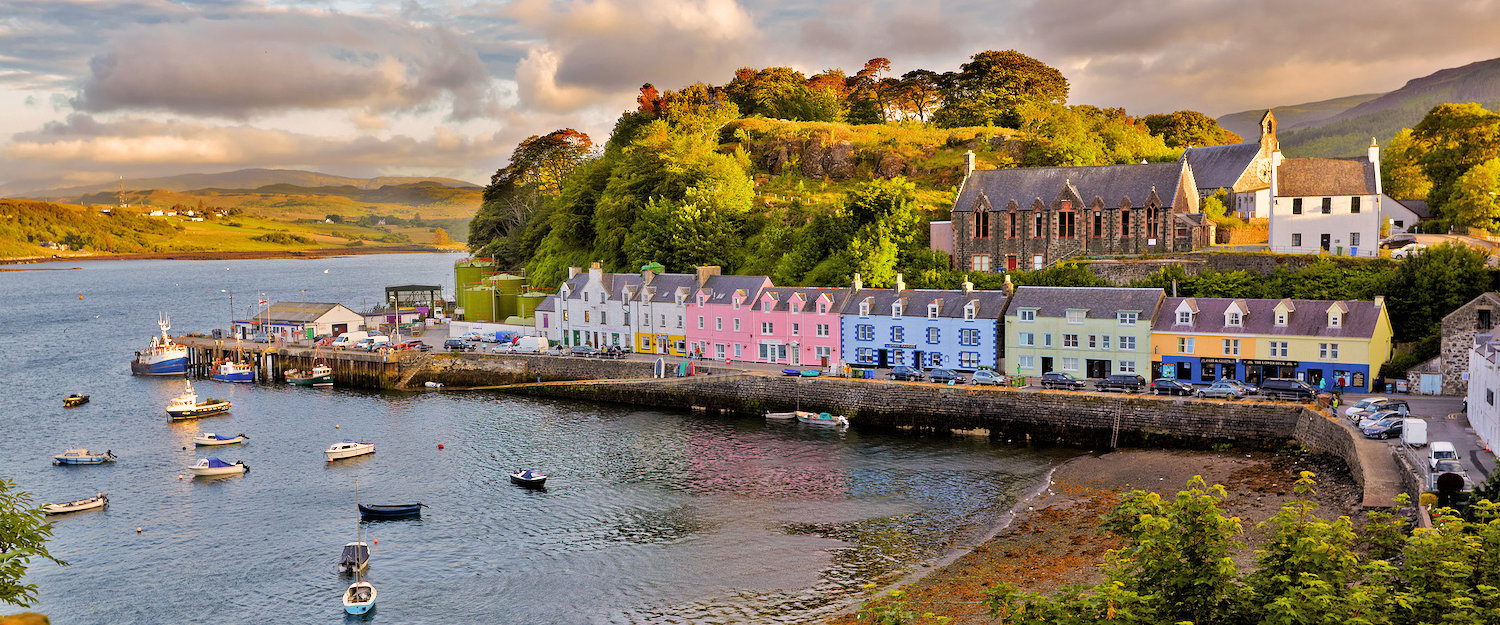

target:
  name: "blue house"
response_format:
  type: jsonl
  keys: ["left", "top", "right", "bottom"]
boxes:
{"left": 839, "top": 275, "right": 1009, "bottom": 371}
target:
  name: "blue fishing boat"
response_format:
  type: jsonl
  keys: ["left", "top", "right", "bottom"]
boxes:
{"left": 131, "top": 314, "right": 188, "bottom": 376}
{"left": 509, "top": 468, "right": 547, "bottom": 488}
{"left": 358, "top": 503, "right": 424, "bottom": 519}
{"left": 210, "top": 360, "right": 254, "bottom": 383}
{"left": 53, "top": 448, "right": 116, "bottom": 465}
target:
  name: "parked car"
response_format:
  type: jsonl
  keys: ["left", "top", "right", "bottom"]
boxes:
{"left": 1390, "top": 243, "right": 1427, "bottom": 259}
{"left": 1259, "top": 378, "right": 1316, "bottom": 401}
{"left": 1196, "top": 380, "right": 1245, "bottom": 399}
{"left": 250, "top": 334, "right": 271, "bottom": 343}
{"left": 1358, "top": 408, "right": 1410, "bottom": 429}
{"left": 1362, "top": 416, "right": 1405, "bottom": 439}
{"left": 1149, "top": 378, "right": 1195, "bottom": 396}
{"left": 1096, "top": 374, "right": 1147, "bottom": 393}
{"left": 1222, "top": 379, "right": 1259, "bottom": 395}
{"left": 1349, "top": 399, "right": 1411, "bottom": 422}
{"left": 1343, "top": 397, "right": 1390, "bottom": 419}
{"left": 600, "top": 345, "right": 628, "bottom": 359}
{"left": 1039, "top": 372, "right": 1084, "bottom": 390}
{"left": 480, "top": 333, "right": 502, "bottom": 343}
{"left": 927, "top": 368, "right": 967, "bottom": 384}
{"left": 461, "top": 331, "right": 484, "bottom": 342}
{"left": 569, "top": 345, "right": 601, "bottom": 358}
{"left": 394, "top": 340, "right": 430, "bottom": 352}
{"left": 971, "top": 369, "right": 1006, "bottom": 386}
{"left": 443, "top": 338, "right": 474, "bottom": 352}
{"left": 1431, "top": 459, "right": 1473, "bottom": 491}
{"left": 1430, "top": 441, "right": 1460, "bottom": 469}
{"left": 888, "top": 365, "right": 926, "bottom": 382}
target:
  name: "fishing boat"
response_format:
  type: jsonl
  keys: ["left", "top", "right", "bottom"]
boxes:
{"left": 358, "top": 503, "right": 424, "bottom": 519}
{"left": 342, "top": 479, "right": 377, "bottom": 614}
{"left": 210, "top": 360, "right": 254, "bottom": 383}
{"left": 63, "top": 394, "right": 89, "bottom": 408}
{"left": 338, "top": 541, "right": 370, "bottom": 575}
{"left": 193, "top": 432, "right": 248, "bottom": 446}
{"left": 509, "top": 468, "right": 547, "bottom": 488}
{"left": 52, "top": 448, "right": 116, "bottom": 465}
{"left": 287, "top": 363, "right": 333, "bottom": 387}
{"left": 325, "top": 440, "right": 375, "bottom": 462}
{"left": 43, "top": 493, "right": 107, "bottom": 515}
{"left": 796, "top": 412, "right": 849, "bottom": 428}
{"left": 187, "top": 457, "right": 248, "bottom": 477}
{"left": 131, "top": 314, "right": 189, "bottom": 376}
{"left": 165, "top": 380, "right": 231, "bottom": 420}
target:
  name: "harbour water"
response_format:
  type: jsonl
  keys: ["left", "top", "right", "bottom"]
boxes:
{"left": 0, "top": 253, "right": 1080, "bottom": 624}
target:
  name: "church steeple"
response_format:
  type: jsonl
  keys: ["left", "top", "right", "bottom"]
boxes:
{"left": 1259, "top": 110, "right": 1279, "bottom": 153}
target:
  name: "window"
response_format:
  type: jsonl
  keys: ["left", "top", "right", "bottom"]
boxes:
{"left": 1176, "top": 311, "right": 1193, "bottom": 324}
{"left": 960, "top": 329, "right": 980, "bottom": 345}
{"left": 930, "top": 353, "right": 943, "bottom": 367}
{"left": 926, "top": 328, "right": 940, "bottom": 344}
{"left": 1121, "top": 209, "right": 1130, "bottom": 236}
{"left": 1275, "top": 313, "right": 1287, "bottom": 327}
{"left": 817, "top": 303, "right": 827, "bottom": 314}
{"left": 1087, "top": 335, "right": 1097, "bottom": 349}
{"left": 856, "top": 348, "right": 873, "bottom": 362}
{"left": 816, "top": 323, "right": 830, "bottom": 337}
{"left": 734, "top": 344, "right": 742, "bottom": 358}
{"left": 964, "top": 302, "right": 977, "bottom": 321}
{"left": 1201, "top": 362, "right": 1215, "bottom": 382}
{"left": 928, "top": 303, "right": 940, "bottom": 319}
{"left": 1043, "top": 333, "right": 1053, "bottom": 347}
{"left": 1063, "top": 334, "right": 1079, "bottom": 348}
{"left": 1102, "top": 335, "right": 1111, "bottom": 350}
{"left": 1319, "top": 343, "right": 1339, "bottom": 360}
{"left": 1148, "top": 210, "right": 1157, "bottom": 238}
{"left": 1018, "top": 332, "right": 1035, "bottom": 347}
{"left": 1177, "top": 337, "right": 1194, "bottom": 353}
{"left": 1292, "top": 233, "right": 1302, "bottom": 247}
{"left": 1034, "top": 211, "right": 1045, "bottom": 237}
{"left": 1061, "top": 357, "right": 1079, "bottom": 371}
{"left": 1119, "top": 360, "right": 1136, "bottom": 373}
{"left": 892, "top": 302, "right": 903, "bottom": 318}
{"left": 601, "top": 311, "right": 607, "bottom": 325}
{"left": 1093, "top": 212, "right": 1103, "bottom": 237}
{"left": 1008, "top": 212, "right": 1018, "bottom": 237}
{"left": 1059, "top": 211, "right": 1076, "bottom": 237}
{"left": 1118, "top": 312, "right": 1138, "bottom": 326}
{"left": 1223, "top": 339, "right": 1240, "bottom": 356}
{"left": 791, "top": 323, "right": 799, "bottom": 336}
{"left": 976, "top": 211, "right": 990, "bottom": 238}
{"left": 1351, "top": 197, "right": 1361, "bottom": 214}
{"left": 715, "top": 344, "right": 725, "bottom": 359}
{"left": 960, "top": 352, "right": 979, "bottom": 368}
{"left": 1292, "top": 198, "right": 1303, "bottom": 214}
{"left": 1321, "top": 197, "right": 1332, "bottom": 214}
{"left": 859, "top": 301, "right": 870, "bottom": 316}
{"left": 1066, "top": 309, "right": 1085, "bottom": 324}
{"left": 1227, "top": 311, "right": 1241, "bottom": 326}
{"left": 562, "top": 310, "right": 569, "bottom": 321}
{"left": 1018, "top": 354, "right": 1036, "bottom": 370}
{"left": 891, "top": 327, "right": 905, "bottom": 342}
{"left": 1488, "top": 389, "right": 1494, "bottom": 406}
{"left": 584, "top": 292, "right": 590, "bottom": 302}
{"left": 856, "top": 325, "right": 874, "bottom": 341}
{"left": 893, "top": 350, "right": 905, "bottom": 365}
{"left": 1481, "top": 309, "right": 1493, "bottom": 330}
{"left": 971, "top": 255, "right": 991, "bottom": 272}
{"left": 1269, "top": 341, "right": 1288, "bottom": 357}
{"left": 761, "top": 322, "right": 773, "bottom": 335}
{"left": 676, "top": 315, "right": 683, "bottom": 329}
{"left": 1118, "top": 336, "right": 1135, "bottom": 351}
{"left": 763, "top": 301, "right": 772, "bottom": 313}
{"left": 1350, "top": 232, "right": 1360, "bottom": 247}
{"left": 733, "top": 319, "right": 741, "bottom": 332}
{"left": 816, "top": 345, "right": 831, "bottom": 359}
{"left": 1328, "top": 312, "right": 1343, "bottom": 328}
{"left": 1019, "top": 309, "right": 1036, "bottom": 322}
{"left": 697, "top": 316, "right": 704, "bottom": 329}
{"left": 716, "top": 317, "right": 723, "bottom": 331}
{"left": 584, "top": 310, "right": 590, "bottom": 323}
{"left": 660, "top": 314, "right": 666, "bottom": 327}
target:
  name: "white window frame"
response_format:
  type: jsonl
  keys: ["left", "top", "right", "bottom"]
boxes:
{"left": 892, "top": 302, "right": 904, "bottom": 318}
{"left": 1066, "top": 309, "right": 1085, "bottom": 324}
{"left": 1061, "top": 357, "right": 1079, "bottom": 372}
{"left": 1117, "top": 312, "right": 1138, "bottom": 326}
{"left": 1018, "top": 354, "right": 1036, "bottom": 370}
{"left": 928, "top": 303, "right": 940, "bottom": 319}
{"left": 733, "top": 319, "right": 741, "bottom": 332}
{"left": 1118, "top": 336, "right": 1134, "bottom": 351}
{"left": 926, "top": 327, "right": 940, "bottom": 344}
{"left": 1019, "top": 332, "right": 1035, "bottom": 347}
{"left": 1176, "top": 311, "right": 1192, "bottom": 324}
{"left": 1223, "top": 339, "right": 1240, "bottom": 356}
{"left": 816, "top": 323, "right": 830, "bottom": 337}
{"left": 761, "top": 321, "right": 773, "bottom": 335}
{"left": 697, "top": 316, "right": 704, "bottom": 330}
{"left": 964, "top": 302, "right": 977, "bottom": 320}
{"left": 1019, "top": 309, "right": 1036, "bottom": 322}
{"left": 1118, "top": 360, "right": 1136, "bottom": 373}
{"left": 1177, "top": 337, "right": 1194, "bottom": 353}
{"left": 1062, "top": 334, "right": 1079, "bottom": 348}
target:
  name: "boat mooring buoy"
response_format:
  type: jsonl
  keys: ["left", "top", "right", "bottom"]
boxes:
{"left": 136, "top": 527, "right": 143, "bottom": 533}
{"left": 335, "top": 424, "right": 340, "bottom": 429}
{"left": 437, "top": 444, "right": 444, "bottom": 450}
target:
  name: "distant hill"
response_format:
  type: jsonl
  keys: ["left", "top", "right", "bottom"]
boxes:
{"left": 4, "top": 168, "right": 478, "bottom": 199}
{"left": 1218, "top": 57, "right": 1500, "bottom": 157}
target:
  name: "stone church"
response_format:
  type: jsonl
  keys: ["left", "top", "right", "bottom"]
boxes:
{"left": 1180, "top": 111, "right": 1280, "bottom": 219}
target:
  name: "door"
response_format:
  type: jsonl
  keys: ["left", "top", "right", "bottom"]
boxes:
{"left": 1420, "top": 374, "right": 1441, "bottom": 395}
{"left": 1320, "top": 234, "right": 1331, "bottom": 251}
{"left": 333, "top": 323, "right": 347, "bottom": 335}
{"left": 1006, "top": 255, "right": 1018, "bottom": 270}
{"left": 791, "top": 348, "right": 800, "bottom": 366}
{"left": 1176, "top": 362, "right": 1192, "bottom": 381}
{"left": 913, "top": 350, "right": 924, "bottom": 369}
{"left": 1041, "top": 357, "right": 1054, "bottom": 374}
{"left": 1086, "top": 359, "right": 1110, "bottom": 379}
{"left": 878, "top": 349, "right": 889, "bottom": 368}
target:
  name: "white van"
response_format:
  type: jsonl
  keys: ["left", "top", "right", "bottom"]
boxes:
{"left": 1429, "top": 441, "right": 1458, "bottom": 469}
{"left": 356, "top": 335, "right": 391, "bottom": 351}
{"left": 513, "top": 336, "right": 549, "bottom": 353}
{"left": 331, "top": 331, "right": 368, "bottom": 348}
{"left": 1400, "top": 419, "right": 1427, "bottom": 448}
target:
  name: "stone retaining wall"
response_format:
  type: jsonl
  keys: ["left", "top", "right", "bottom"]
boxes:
{"left": 400, "top": 353, "right": 659, "bottom": 388}
{"left": 1291, "top": 409, "right": 1366, "bottom": 491}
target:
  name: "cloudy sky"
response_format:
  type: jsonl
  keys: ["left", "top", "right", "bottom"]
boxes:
{"left": 2, "top": 0, "right": 1498, "bottom": 191}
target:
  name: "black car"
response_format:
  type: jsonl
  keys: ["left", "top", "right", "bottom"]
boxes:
{"left": 927, "top": 368, "right": 967, "bottom": 383}
{"left": 443, "top": 338, "right": 474, "bottom": 352}
{"left": 888, "top": 365, "right": 926, "bottom": 382}
{"left": 1362, "top": 416, "right": 1405, "bottom": 439}
{"left": 1095, "top": 374, "right": 1147, "bottom": 393}
{"left": 569, "top": 345, "right": 601, "bottom": 358}
{"left": 1040, "top": 372, "right": 1084, "bottom": 390}
{"left": 1149, "top": 378, "right": 1195, "bottom": 396}
{"left": 1259, "top": 378, "right": 1316, "bottom": 401}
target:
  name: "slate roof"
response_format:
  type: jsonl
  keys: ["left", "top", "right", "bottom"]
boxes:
{"left": 534, "top": 295, "right": 556, "bottom": 313}
{"left": 846, "top": 288, "right": 1010, "bottom": 320}
{"left": 638, "top": 274, "right": 698, "bottom": 303}
{"left": 1152, "top": 297, "right": 1385, "bottom": 338}
{"left": 1276, "top": 157, "right": 1378, "bottom": 197}
{"left": 953, "top": 162, "right": 1188, "bottom": 213}
{"left": 1181, "top": 143, "right": 1261, "bottom": 191}
{"left": 695, "top": 275, "right": 772, "bottom": 305}
{"left": 1005, "top": 287, "right": 1165, "bottom": 319}
{"left": 1397, "top": 198, "right": 1431, "bottom": 219}
{"left": 758, "top": 287, "right": 853, "bottom": 313}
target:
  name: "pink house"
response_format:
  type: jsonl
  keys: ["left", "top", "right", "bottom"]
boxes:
{"left": 746, "top": 287, "right": 851, "bottom": 367}
{"left": 685, "top": 274, "right": 772, "bottom": 362}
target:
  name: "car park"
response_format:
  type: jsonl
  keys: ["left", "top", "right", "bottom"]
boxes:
{"left": 971, "top": 369, "right": 1006, "bottom": 386}
{"left": 1343, "top": 397, "right": 1390, "bottom": 418}
{"left": 1196, "top": 380, "right": 1245, "bottom": 399}
{"left": 1039, "top": 372, "right": 1084, "bottom": 390}
{"left": 1258, "top": 378, "right": 1316, "bottom": 401}
{"left": 927, "top": 368, "right": 967, "bottom": 384}
{"left": 888, "top": 365, "right": 926, "bottom": 382}
{"left": 1095, "top": 374, "right": 1147, "bottom": 393}
{"left": 1149, "top": 378, "right": 1195, "bottom": 396}
{"left": 1361, "top": 416, "right": 1405, "bottom": 439}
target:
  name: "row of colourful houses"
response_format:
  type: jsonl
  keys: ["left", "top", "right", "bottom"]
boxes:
{"left": 533, "top": 263, "right": 1394, "bottom": 391}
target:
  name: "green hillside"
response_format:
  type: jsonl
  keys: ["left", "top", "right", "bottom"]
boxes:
{"left": 1216, "top": 93, "right": 1381, "bottom": 139}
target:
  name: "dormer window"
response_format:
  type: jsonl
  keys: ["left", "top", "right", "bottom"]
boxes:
{"left": 817, "top": 303, "right": 827, "bottom": 314}
{"left": 964, "top": 302, "right": 977, "bottom": 321}
{"left": 1276, "top": 313, "right": 1287, "bottom": 327}
{"left": 892, "top": 302, "right": 904, "bottom": 318}
{"left": 763, "top": 301, "right": 773, "bottom": 313}
{"left": 1176, "top": 311, "right": 1193, "bottom": 324}
{"left": 1329, "top": 313, "right": 1342, "bottom": 328}
{"left": 1019, "top": 309, "right": 1036, "bottom": 322}
{"left": 1227, "top": 312, "right": 1241, "bottom": 327}
{"left": 1066, "top": 309, "right": 1085, "bottom": 324}
{"left": 928, "top": 303, "right": 940, "bottom": 319}
{"left": 859, "top": 300, "right": 871, "bottom": 317}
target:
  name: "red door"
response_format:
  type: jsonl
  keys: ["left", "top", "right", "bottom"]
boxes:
{"left": 1005, "top": 255, "right": 1018, "bottom": 270}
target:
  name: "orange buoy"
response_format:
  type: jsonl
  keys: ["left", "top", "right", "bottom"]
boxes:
{"left": 78, "top": 294, "right": 83, "bottom": 299}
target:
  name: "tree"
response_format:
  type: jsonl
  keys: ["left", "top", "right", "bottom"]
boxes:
{"left": 468, "top": 128, "right": 593, "bottom": 265}
{"left": 1142, "top": 110, "right": 1242, "bottom": 148}
{"left": 932, "top": 50, "right": 1069, "bottom": 129}
{"left": 1381, "top": 128, "right": 1432, "bottom": 201}
{"left": 1446, "top": 157, "right": 1500, "bottom": 231}
{"left": 432, "top": 228, "right": 452, "bottom": 246}
{"left": 1410, "top": 102, "right": 1500, "bottom": 215}
{"left": 1382, "top": 241, "right": 1490, "bottom": 341}
{"left": 0, "top": 478, "right": 67, "bottom": 606}
{"left": 846, "top": 58, "right": 893, "bottom": 124}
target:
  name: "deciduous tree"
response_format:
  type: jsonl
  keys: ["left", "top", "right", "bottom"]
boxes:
{"left": 0, "top": 478, "right": 67, "bottom": 607}
{"left": 1142, "top": 110, "right": 1241, "bottom": 148}
{"left": 932, "top": 50, "right": 1068, "bottom": 129}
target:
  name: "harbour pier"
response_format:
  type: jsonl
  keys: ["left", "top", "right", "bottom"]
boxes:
{"left": 174, "top": 335, "right": 404, "bottom": 388}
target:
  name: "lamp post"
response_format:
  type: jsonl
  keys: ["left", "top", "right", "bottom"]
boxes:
{"left": 220, "top": 289, "right": 232, "bottom": 337}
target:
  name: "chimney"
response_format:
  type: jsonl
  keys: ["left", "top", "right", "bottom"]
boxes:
{"left": 851, "top": 273, "right": 863, "bottom": 292}
{"left": 1374, "top": 295, "right": 1385, "bottom": 309}
{"left": 695, "top": 265, "right": 721, "bottom": 287}
{"left": 962, "top": 277, "right": 973, "bottom": 294}
{"left": 588, "top": 261, "right": 602, "bottom": 283}
{"left": 964, "top": 150, "right": 975, "bottom": 177}
{"left": 568, "top": 266, "right": 582, "bottom": 279}
{"left": 1003, "top": 274, "right": 1013, "bottom": 295}
{"left": 893, "top": 273, "right": 905, "bottom": 293}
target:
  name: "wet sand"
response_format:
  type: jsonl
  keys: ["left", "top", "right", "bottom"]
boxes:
{"left": 831, "top": 448, "right": 1361, "bottom": 625}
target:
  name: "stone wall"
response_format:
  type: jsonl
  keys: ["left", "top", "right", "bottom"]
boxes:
{"left": 399, "top": 353, "right": 660, "bottom": 388}
{"left": 1290, "top": 409, "right": 1366, "bottom": 491}
{"left": 1438, "top": 292, "right": 1500, "bottom": 396}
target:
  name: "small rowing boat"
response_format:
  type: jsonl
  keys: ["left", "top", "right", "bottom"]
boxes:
{"left": 43, "top": 493, "right": 107, "bottom": 515}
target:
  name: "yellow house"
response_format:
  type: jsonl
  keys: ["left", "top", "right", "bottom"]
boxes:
{"left": 1150, "top": 296, "right": 1393, "bottom": 391}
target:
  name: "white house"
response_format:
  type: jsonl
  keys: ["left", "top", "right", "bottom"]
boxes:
{"left": 1466, "top": 334, "right": 1500, "bottom": 455}
{"left": 1268, "top": 141, "right": 1383, "bottom": 256}
{"left": 534, "top": 295, "right": 560, "bottom": 343}
{"left": 234, "top": 302, "right": 364, "bottom": 341}
{"left": 627, "top": 271, "right": 700, "bottom": 356}
{"left": 555, "top": 263, "right": 640, "bottom": 349}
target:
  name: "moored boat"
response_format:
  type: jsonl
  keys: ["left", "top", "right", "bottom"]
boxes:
{"left": 509, "top": 468, "right": 547, "bottom": 488}
{"left": 338, "top": 542, "right": 370, "bottom": 574}
{"left": 287, "top": 363, "right": 333, "bottom": 387}
{"left": 187, "top": 457, "right": 248, "bottom": 477}
{"left": 52, "top": 448, "right": 116, "bottom": 465}
{"left": 43, "top": 493, "right": 107, "bottom": 515}
{"left": 193, "top": 432, "right": 248, "bottom": 446}
{"left": 342, "top": 581, "right": 377, "bottom": 615}
{"left": 764, "top": 411, "right": 799, "bottom": 421}
{"left": 131, "top": 314, "right": 188, "bottom": 376}
{"left": 325, "top": 440, "right": 375, "bottom": 462}
{"left": 358, "top": 503, "right": 423, "bottom": 519}
{"left": 63, "top": 394, "right": 90, "bottom": 408}
{"left": 781, "top": 368, "right": 801, "bottom": 376}
{"left": 210, "top": 360, "right": 254, "bottom": 383}
{"left": 799, "top": 369, "right": 821, "bottom": 377}
{"left": 796, "top": 411, "right": 849, "bottom": 428}
{"left": 165, "top": 380, "right": 231, "bottom": 420}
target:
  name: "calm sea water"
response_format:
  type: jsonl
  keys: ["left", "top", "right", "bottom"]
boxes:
{"left": 0, "top": 253, "right": 1078, "bottom": 624}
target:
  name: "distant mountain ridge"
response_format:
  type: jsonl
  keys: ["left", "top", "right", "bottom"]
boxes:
{"left": 1217, "top": 56, "right": 1500, "bottom": 157}
{"left": 4, "top": 168, "right": 479, "bottom": 199}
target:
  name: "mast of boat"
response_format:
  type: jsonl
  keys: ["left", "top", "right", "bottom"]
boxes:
{"left": 354, "top": 478, "right": 364, "bottom": 584}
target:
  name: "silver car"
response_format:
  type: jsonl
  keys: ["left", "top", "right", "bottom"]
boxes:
{"left": 1196, "top": 381, "right": 1245, "bottom": 399}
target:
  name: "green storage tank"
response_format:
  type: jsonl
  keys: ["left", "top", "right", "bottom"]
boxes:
{"left": 462, "top": 284, "right": 495, "bottom": 322}
{"left": 488, "top": 274, "right": 525, "bottom": 319}
{"left": 454, "top": 259, "right": 495, "bottom": 312}
{"left": 516, "top": 291, "right": 546, "bottom": 322}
